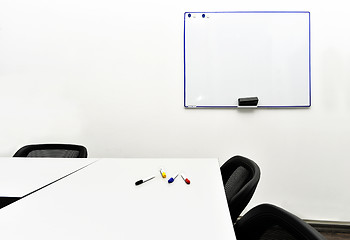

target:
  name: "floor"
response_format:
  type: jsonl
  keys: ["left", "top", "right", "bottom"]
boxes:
{"left": 321, "top": 232, "right": 350, "bottom": 240}
{"left": 311, "top": 224, "right": 350, "bottom": 240}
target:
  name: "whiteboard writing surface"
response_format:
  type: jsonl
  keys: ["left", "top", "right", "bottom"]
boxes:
{"left": 184, "top": 11, "right": 311, "bottom": 108}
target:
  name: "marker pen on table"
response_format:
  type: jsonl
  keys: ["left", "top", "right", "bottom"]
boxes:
{"left": 168, "top": 174, "right": 179, "bottom": 183}
{"left": 181, "top": 174, "right": 191, "bottom": 184}
{"left": 135, "top": 176, "right": 155, "bottom": 186}
{"left": 160, "top": 168, "right": 166, "bottom": 178}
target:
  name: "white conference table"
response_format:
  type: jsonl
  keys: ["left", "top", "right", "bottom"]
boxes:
{"left": 0, "top": 158, "right": 236, "bottom": 240}
{"left": 0, "top": 157, "right": 96, "bottom": 197}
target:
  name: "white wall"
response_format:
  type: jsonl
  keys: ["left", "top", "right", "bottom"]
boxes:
{"left": 1, "top": 0, "right": 350, "bottom": 222}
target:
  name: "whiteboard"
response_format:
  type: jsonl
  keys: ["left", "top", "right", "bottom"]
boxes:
{"left": 184, "top": 11, "right": 311, "bottom": 108}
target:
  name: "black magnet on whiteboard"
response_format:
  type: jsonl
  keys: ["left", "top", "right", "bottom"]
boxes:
{"left": 238, "top": 97, "right": 259, "bottom": 106}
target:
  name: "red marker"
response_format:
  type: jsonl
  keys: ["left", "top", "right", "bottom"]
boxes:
{"left": 181, "top": 174, "right": 190, "bottom": 184}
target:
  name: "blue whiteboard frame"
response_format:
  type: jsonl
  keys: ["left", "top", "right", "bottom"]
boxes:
{"left": 184, "top": 11, "right": 311, "bottom": 108}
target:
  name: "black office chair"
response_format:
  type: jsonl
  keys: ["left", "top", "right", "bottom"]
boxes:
{"left": 0, "top": 197, "right": 20, "bottom": 209}
{"left": 220, "top": 155, "right": 261, "bottom": 223}
{"left": 234, "top": 204, "right": 326, "bottom": 240}
{"left": 13, "top": 144, "right": 88, "bottom": 158}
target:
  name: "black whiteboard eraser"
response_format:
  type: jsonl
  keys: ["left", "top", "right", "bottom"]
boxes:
{"left": 238, "top": 97, "right": 259, "bottom": 106}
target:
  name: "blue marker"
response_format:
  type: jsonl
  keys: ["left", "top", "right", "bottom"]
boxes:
{"left": 168, "top": 174, "right": 179, "bottom": 183}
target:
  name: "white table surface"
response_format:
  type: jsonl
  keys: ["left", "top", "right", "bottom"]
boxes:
{"left": 0, "top": 158, "right": 236, "bottom": 240}
{"left": 0, "top": 157, "right": 96, "bottom": 197}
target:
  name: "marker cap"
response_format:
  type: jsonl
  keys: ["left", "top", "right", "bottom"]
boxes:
{"left": 135, "top": 180, "right": 143, "bottom": 186}
{"left": 181, "top": 174, "right": 191, "bottom": 184}
{"left": 160, "top": 168, "right": 166, "bottom": 178}
{"left": 168, "top": 174, "right": 178, "bottom": 184}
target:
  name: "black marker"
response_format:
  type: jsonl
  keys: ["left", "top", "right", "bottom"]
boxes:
{"left": 135, "top": 176, "right": 155, "bottom": 186}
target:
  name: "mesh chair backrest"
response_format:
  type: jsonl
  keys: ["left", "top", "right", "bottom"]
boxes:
{"left": 260, "top": 225, "right": 298, "bottom": 240}
{"left": 13, "top": 144, "right": 88, "bottom": 158}
{"left": 234, "top": 204, "right": 327, "bottom": 240}
{"left": 220, "top": 155, "right": 261, "bottom": 223}
{"left": 224, "top": 166, "right": 250, "bottom": 201}
{"left": 27, "top": 149, "right": 80, "bottom": 158}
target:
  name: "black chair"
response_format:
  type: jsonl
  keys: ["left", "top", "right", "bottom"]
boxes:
{"left": 13, "top": 144, "right": 88, "bottom": 158}
{"left": 0, "top": 197, "right": 20, "bottom": 209}
{"left": 220, "top": 155, "right": 261, "bottom": 223}
{"left": 234, "top": 204, "right": 326, "bottom": 240}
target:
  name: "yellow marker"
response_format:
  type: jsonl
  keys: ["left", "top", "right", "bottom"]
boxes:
{"left": 160, "top": 168, "right": 166, "bottom": 178}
